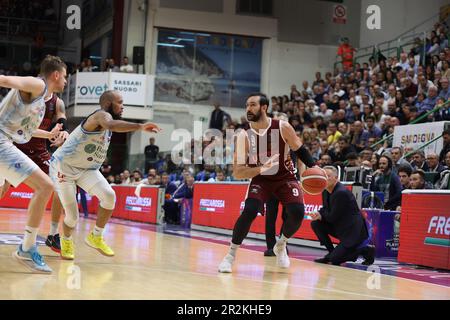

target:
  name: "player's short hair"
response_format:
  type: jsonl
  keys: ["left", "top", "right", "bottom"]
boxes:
{"left": 247, "top": 92, "right": 269, "bottom": 109}
{"left": 40, "top": 55, "right": 67, "bottom": 77}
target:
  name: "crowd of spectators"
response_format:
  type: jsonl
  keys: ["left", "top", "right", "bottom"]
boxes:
{"left": 75, "top": 56, "right": 135, "bottom": 73}
{"left": 120, "top": 22, "right": 449, "bottom": 220}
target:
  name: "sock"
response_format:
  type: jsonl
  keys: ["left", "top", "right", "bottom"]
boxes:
{"left": 279, "top": 234, "right": 289, "bottom": 243}
{"left": 63, "top": 235, "right": 73, "bottom": 240}
{"left": 22, "top": 226, "right": 38, "bottom": 251}
{"left": 93, "top": 225, "right": 104, "bottom": 237}
{"left": 49, "top": 221, "right": 59, "bottom": 236}
{"left": 228, "top": 243, "right": 239, "bottom": 258}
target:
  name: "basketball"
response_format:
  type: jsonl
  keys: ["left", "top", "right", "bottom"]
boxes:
{"left": 300, "top": 167, "right": 328, "bottom": 195}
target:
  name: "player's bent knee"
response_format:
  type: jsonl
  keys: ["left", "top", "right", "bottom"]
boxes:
{"left": 99, "top": 188, "right": 116, "bottom": 210}
{"left": 63, "top": 202, "right": 79, "bottom": 228}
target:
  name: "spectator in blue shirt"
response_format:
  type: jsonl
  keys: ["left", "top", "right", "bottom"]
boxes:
{"left": 419, "top": 86, "right": 439, "bottom": 114}
{"left": 438, "top": 77, "right": 449, "bottom": 101}
{"left": 365, "top": 115, "right": 382, "bottom": 139}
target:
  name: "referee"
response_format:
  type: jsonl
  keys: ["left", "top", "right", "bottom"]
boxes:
{"left": 310, "top": 166, "right": 375, "bottom": 266}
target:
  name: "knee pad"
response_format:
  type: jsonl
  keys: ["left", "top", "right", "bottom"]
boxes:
{"left": 96, "top": 186, "right": 116, "bottom": 210}
{"left": 242, "top": 198, "right": 261, "bottom": 219}
{"left": 63, "top": 201, "right": 80, "bottom": 228}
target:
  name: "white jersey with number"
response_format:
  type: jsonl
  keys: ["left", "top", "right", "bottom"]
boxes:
{"left": 52, "top": 112, "right": 112, "bottom": 170}
{"left": 0, "top": 82, "right": 48, "bottom": 144}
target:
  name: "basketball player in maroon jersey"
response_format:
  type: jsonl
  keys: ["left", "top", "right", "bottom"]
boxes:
{"left": 218, "top": 93, "right": 317, "bottom": 273}
{"left": 1, "top": 94, "right": 68, "bottom": 253}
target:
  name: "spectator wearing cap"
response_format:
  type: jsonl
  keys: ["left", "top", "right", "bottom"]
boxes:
{"left": 419, "top": 86, "right": 438, "bottom": 114}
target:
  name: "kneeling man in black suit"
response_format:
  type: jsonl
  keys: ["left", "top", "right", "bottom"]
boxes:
{"left": 310, "top": 166, "right": 375, "bottom": 266}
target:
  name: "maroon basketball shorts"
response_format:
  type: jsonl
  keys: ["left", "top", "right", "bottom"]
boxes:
{"left": 246, "top": 175, "right": 304, "bottom": 205}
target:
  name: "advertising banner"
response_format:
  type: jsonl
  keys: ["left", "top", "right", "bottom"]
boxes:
{"left": 0, "top": 184, "right": 53, "bottom": 210}
{"left": 0, "top": 184, "right": 161, "bottom": 225}
{"left": 398, "top": 191, "right": 450, "bottom": 270}
{"left": 392, "top": 121, "right": 448, "bottom": 156}
{"left": 110, "top": 73, "right": 148, "bottom": 106}
{"left": 192, "top": 182, "right": 343, "bottom": 242}
{"left": 362, "top": 209, "right": 399, "bottom": 258}
{"left": 75, "top": 72, "right": 109, "bottom": 104}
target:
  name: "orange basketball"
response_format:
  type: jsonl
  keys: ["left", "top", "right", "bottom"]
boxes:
{"left": 300, "top": 167, "right": 328, "bottom": 195}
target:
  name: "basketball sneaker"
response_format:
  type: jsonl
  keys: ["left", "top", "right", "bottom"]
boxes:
{"left": 273, "top": 240, "right": 290, "bottom": 268}
{"left": 13, "top": 244, "right": 52, "bottom": 273}
{"left": 60, "top": 237, "right": 75, "bottom": 260}
{"left": 85, "top": 233, "right": 114, "bottom": 256}
{"left": 46, "top": 233, "right": 61, "bottom": 253}
{"left": 218, "top": 254, "right": 235, "bottom": 273}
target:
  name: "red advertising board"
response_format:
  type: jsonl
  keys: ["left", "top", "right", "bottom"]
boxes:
{"left": 0, "top": 184, "right": 161, "bottom": 225}
{"left": 0, "top": 184, "right": 53, "bottom": 210}
{"left": 398, "top": 191, "right": 450, "bottom": 270}
{"left": 192, "top": 182, "right": 343, "bottom": 242}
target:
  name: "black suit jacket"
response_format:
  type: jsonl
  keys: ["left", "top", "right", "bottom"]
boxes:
{"left": 319, "top": 182, "right": 368, "bottom": 248}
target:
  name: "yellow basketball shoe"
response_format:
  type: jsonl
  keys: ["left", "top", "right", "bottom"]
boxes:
{"left": 60, "top": 237, "right": 75, "bottom": 260}
{"left": 85, "top": 232, "right": 114, "bottom": 257}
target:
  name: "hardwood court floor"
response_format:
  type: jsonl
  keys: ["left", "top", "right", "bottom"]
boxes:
{"left": 0, "top": 208, "right": 448, "bottom": 300}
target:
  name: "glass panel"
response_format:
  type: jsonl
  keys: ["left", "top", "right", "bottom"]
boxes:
{"left": 155, "top": 28, "right": 262, "bottom": 107}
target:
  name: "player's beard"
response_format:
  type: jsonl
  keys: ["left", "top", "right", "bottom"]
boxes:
{"left": 107, "top": 106, "right": 122, "bottom": 120}
{"left": 247, "top": 108, "right": 262, "bottom": 122}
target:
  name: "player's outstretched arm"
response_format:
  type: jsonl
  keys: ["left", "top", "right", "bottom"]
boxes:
{"left": 94, "top": 111, "right": 161, "bottom": 133}
{"left": 0, "top": 75, "right": 45, "bottom": 97}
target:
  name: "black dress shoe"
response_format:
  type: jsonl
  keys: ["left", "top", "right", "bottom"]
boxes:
{"left": 264, "top": 249, "right": 276, "bottom": 256}
{"left": 361, "top": 245, "right": 375, "bottom": 266}
{"left": 314, "top": 256, "right": 330, "bottom": 264}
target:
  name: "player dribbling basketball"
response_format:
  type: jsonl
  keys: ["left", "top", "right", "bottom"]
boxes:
{"left": 218, "top": 93, "right": 317, "bottom": 273}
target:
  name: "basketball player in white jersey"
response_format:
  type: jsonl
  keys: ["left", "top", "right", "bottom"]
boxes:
{"left": 49, "top": 90, "right": 161, "bottom": 260}
{"left": 0, "top": 55, "right": 67, "bottom": 273}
